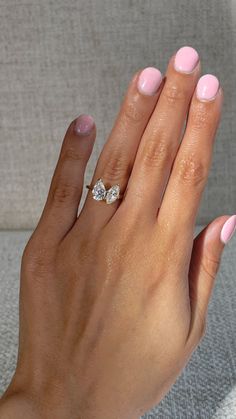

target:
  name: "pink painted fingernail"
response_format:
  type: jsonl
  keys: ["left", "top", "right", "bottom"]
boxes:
{"left": 174, "top": 46, "right": 199, "bottom": 73}
{"left": 196, "top": 74, "right": 220, "bottom": 101}
{"left": 137, "top": 67, "right": 162, "bottom": 96}
{"left": 220, "top": 215, "right": 236, "bottom": 244}
{"left": 74, "top": 114, "right": 94, "bottom": 136}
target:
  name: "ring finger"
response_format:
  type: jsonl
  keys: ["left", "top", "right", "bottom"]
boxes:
{"left": 156, "top": 75, "right": 223, "bottom": 268}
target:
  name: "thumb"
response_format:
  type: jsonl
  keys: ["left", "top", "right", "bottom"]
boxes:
{"left": 187, "top": 214, "right": 236, "bottom": 345}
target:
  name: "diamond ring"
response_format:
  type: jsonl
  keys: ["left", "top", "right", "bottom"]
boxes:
{"left": 86, "top": 178, "right": 124, "bottom": 204}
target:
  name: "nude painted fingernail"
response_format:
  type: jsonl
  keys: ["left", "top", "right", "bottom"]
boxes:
{"left": 74, "top": 114, "right": 94, "bottom": 136}
{"left": 137, "top": 67, "right": 162, "bottom": 96}
{"left": 174, "top": 46, "right": 199, "bottom": 73}
{"left": 196, "top": 74, "right": 220, "bottom": 101}
{"left": 220, "top": 215, "right": 236, "bottom": 244}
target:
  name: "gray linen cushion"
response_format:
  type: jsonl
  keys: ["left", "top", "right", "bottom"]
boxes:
{"left": 1, "top": 228, "right": 236, "bottom": 418}
{"left": 0, "top": 0, "right": 235, "bottom": 229}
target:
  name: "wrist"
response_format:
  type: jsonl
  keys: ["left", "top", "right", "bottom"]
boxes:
{"left": 0, "top": 376, "right": 84, "bottom": 419}
{"left": 0, "top": 371, "right": 138, "bottom": 419}
{"left": 0, "top": 391, "right": 40, "bottom": 419}
{"left": 0, "top": 383, "right": 74, "bottom": 419}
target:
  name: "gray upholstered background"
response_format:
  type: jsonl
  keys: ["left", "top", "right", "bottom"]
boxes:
{"left": 0, "top": 0, "right": 235, "bottom": 229}
{"left": 0, "top": 0, "right": 236, "bottom": 417}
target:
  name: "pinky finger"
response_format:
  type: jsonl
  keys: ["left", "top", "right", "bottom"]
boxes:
{"left": 187, "top": 214, "right": 236, "bottom": 347}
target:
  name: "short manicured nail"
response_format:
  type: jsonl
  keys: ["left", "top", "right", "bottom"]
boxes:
{"left": 220, "top": 215, "right": 236, "bottom": 244}
{"left": 196, "top": 74, "right": 219, "bottom": 101}
{"left": 74, "top": 114, "right": 94, "bottom": 136}
{"left": 137, "top": 67, "right": 162, "bottom": 96}
{"left": 174, "top": 46, "right": 199, "bottom": 73}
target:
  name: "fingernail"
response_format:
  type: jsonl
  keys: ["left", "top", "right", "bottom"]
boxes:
{"left": 196, "top": 74, "right": 220, "bottom": 101}
{"left": 220, "top": 215, "right": 236, "bottom": 244}
{"left": 74, "top": 114, "right": 94, "bottom": 136}
{"left": 174, "top": 46, "right": 199, "bottom": 73}
{"left": 137, "top": 67, "right": 162, "bottom": 96}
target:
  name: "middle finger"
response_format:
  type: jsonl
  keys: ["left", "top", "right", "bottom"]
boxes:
{"left": 122, "top": 46, "right": 200, "bottom": 220}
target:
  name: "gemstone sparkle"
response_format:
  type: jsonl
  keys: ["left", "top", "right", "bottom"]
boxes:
{"left": 106, "top": 185, "right": 120, "bottom": 204}
{"left": 92, "top": 179, "right": 107, "bottom": 201}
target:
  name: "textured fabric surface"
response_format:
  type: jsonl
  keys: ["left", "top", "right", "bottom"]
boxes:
{"left": 0, "top": 228, "right": 236, "bottom": 418}
{"left": 0, "top": 0, "right": 236, "bottom": 229}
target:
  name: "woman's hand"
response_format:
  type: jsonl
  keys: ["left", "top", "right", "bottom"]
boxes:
{"left": 0, "top": 46, "right": 234, "bottom": 419}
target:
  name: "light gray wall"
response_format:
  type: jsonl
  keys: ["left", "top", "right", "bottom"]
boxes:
{"left": 0, "top": 0, "right": 235, "bottom": 229}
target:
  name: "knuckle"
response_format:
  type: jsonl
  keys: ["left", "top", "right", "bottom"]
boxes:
{"left": 191, "top": 102, "right": 209, "bottom": 130}
{"left": 103, "top": 152, "right": 132, "bottom": 182}
{"left": 61, "top": 147, "right": 85, "bottom": 162}
{"left": 176, "top": 153, "right": 207, "bottom": 187}
{"left": 21, "top": 235, "right": 37, "bottom": 266}
{"left": 21, "top": 242, "right": 54, "bottom": 278}
{"left": 52, "top": 179, "right": 80, "bottom": 206}
{"left": 123, "top": 100, "right": 145, "bottom": 124}
{"left": 162, "top": 83, "right": 186, "bottom": 105}
{"left": 201, "top": 254, "right": 221, "bottom": 280}
{"left": 25, "top": 255, "right": 47, "bottom": 277}
{"left": 141, "top": 134, "right": 172, "bottom": 169}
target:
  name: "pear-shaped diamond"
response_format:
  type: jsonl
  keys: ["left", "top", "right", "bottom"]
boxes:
{"left": 106, "top": 185, "right": 120, "bottom": 204}
{"left": 92, "top": 179, "right": 107, "bottom": 201}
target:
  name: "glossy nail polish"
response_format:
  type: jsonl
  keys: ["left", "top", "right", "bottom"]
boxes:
{"left": 174, "top": 46, "right": 199, "bottom": 73}
{"left": 137, "top": 67, "right": 162, "bottom": 96}
{"left": 220, "top": 215, "right": 236, "bottom": 244}
{"left": 74, "top": 114, "right": 94, "bottom": 136}
{"left": 196, "top": 74, "right": 219, "bottom": 101}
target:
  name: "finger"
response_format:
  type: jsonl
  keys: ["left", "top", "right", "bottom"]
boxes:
{"left": 187, "top": 215, "right": 236, "bottom": 347}
{"left": 35, "top": 114, "right": 96, "bottom": 243}
{"left": 156, "top": 75, "right": 223, "bottom": 266}
{"left": 75, "top": 66, "right": 163, "bottom": 230}
{"left": 122, "top": 46, "right": 200, "bottom": 219}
